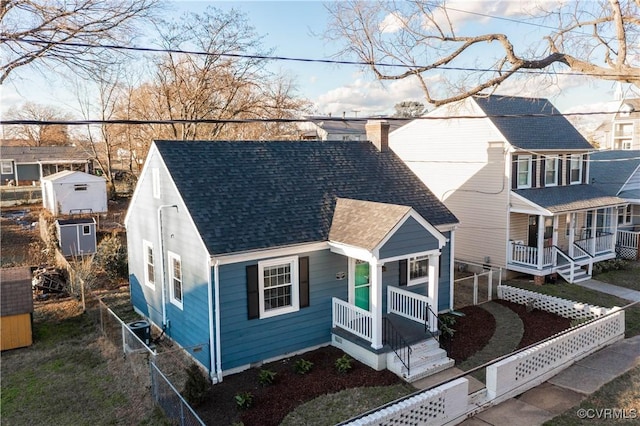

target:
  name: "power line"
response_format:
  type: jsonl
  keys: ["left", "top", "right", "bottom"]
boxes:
{"left": 3, "top": 37, "right": 637, "bottom": 80}
{"left": 0, "top": 109, "right": 630, "bottom": 126}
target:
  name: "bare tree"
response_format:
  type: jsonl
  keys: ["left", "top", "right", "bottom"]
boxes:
{"left": 4, "top": 102, "right": 72, "bottom": 146}
{"left": 325, "top": 0, "right": 640, "bottom": 106}
{"left": 393, "top": 101, "right": 426, "bottom": 118}
{"left": 0, "top": 0, "right": 162, "bottom": 84}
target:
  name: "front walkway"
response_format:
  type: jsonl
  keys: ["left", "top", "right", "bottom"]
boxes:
{"left": 573, "top": 278, "right": 640, "bottom": 302}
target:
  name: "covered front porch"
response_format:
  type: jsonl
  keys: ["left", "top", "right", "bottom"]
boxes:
{"left": 326, "top": 198, "right": 454, "bottom": 381}
{"left": 508, "top": 208, "right": 619, "bottom": 283}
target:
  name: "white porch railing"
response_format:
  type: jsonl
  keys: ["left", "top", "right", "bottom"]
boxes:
{"left": 618, "top": 230, "right": 639, "bottom": 249}
{"left": 387, "top": 286, "right": 431, "bottom": 323}
{"left": 508, "top": 242, "right": 553, "bottom": 268}
{"left": 575, "top": 233, "right": 615, "bottom": 256}
{"left": 332, "top": 297, "right": 372, "bottom": 342}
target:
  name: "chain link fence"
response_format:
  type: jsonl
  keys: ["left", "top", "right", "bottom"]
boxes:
{"left": 93, "top": 297, "right": 205, "bottom": 426}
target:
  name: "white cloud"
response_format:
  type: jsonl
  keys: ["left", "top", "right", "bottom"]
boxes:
{"left": 379, "top": 12, "right": 405, "bottom": 34}
{"left": 313, "top": 76, "right": 435, "bottom": 116}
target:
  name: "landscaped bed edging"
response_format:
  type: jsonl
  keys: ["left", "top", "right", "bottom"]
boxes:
{"left": 498, "top": 284, "right": 612, "bottom": 319}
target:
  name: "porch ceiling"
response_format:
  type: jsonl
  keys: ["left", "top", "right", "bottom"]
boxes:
{"left": 512, "top": 186, "right": 625, "bottom": 214}
{"left": 329, "top": 198, "right": 410, "bottom": 251}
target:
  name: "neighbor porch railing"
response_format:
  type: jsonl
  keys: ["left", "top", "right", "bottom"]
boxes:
{"left": 618, "top": 229, "right": 639, "bottom": 249}
{"left": 332, "top": 297, "right": 372, "bottom": 342}
{"left": 575, "top": 233, "right": 615, "bottom": 256}
{"left": 508, "top": 242, "right": 553, "bottom": 268}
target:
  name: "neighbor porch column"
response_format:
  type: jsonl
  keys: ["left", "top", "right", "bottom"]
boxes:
{"left": 568, "top": 213, "right": 576, "bottom": 257}
{"left": 537, "top": 215, "right": 545, "bottom": 270}
{"left": 428, "top": 253, "right": 440, "bottom": 333}
{"left": 590, "top": 210, "right": 597, "bottom": 254}
{"left": 370, "top": 260, "right": 383, "bottom": 350}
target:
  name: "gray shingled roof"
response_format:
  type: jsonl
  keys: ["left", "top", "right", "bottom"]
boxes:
{"left": 329, "top": 198, "right": 411, "bottom": 251}
{"left": 474, "top": 95, "right": 593, "bottom": 151}
{"left": 154, "top": 140, "right": 458, "bottom": 255}
{"left": 0, "top": 146, "right": 93, "bottom": 162}
{"left": 590, "top": 150, "right": 640, "bottom": 200}
{"left": 514, "top": 185, "right": 624, "bottom": 213}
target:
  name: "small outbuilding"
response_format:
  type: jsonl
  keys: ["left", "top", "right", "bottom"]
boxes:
{"left": 42, "top": 170, "right": 107, "bottom": 216}
{"left": 56, "top": 217, "right": 97, "bottom": 257}
{"left": 0, "top": 267, "right": 34, "bottom": 351}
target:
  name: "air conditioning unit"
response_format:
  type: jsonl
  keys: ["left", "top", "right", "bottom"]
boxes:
{"left": 128, "top": 320, "right": 151, "bottom": 346}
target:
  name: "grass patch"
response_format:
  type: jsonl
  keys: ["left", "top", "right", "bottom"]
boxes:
{"left": 545, "top": 364, "right": 640, "bottom": 425}
{"left": 593, "top": 260, "right": 640, "bottom": 292}
{"left": 1, "top": 299, "right": 161, "bottom": 425}
{"left": 280, "top": 384, "right": 415, "bottom": 426}
{"left": 506, "top": 280, "right": 640, "bottom": 338}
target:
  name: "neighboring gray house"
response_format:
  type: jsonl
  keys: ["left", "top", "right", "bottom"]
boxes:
{"left": 56, "top": 218, "right": 97, "bottom": 257}
{"left": 0, "top": 146, "right": 94, "bottom": 186}
{"left": 125, "top": 121, "right": 460, "bottom": 382}
{"left": 591, "top": 150, "right": 640, "bottom": 259}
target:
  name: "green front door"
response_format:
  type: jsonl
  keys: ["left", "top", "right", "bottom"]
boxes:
{"left": 354, "top": 260, "right": 370, "bottom": 311}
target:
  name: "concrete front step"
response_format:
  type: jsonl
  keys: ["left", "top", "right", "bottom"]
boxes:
{"left": 386, "top": 338, "right": 455, "bottom": 383}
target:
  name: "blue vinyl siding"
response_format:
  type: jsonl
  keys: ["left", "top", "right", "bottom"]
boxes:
{"left": 127, "top": 147, "right": 211, "bottom": 369}
{"left": 218, "top": 249, "right": 348, "bottom": 371}
{"left": 379, "top": 216, "right": 440, "bottom": 259}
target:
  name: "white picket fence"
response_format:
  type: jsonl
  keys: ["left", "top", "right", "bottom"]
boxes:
{"left": 342, "top": 285, "right": 625, "bottom": 426}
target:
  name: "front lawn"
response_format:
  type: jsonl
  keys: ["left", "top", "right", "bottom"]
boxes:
{"left": 593, "top": 260, "right": 640, "bottom": 292}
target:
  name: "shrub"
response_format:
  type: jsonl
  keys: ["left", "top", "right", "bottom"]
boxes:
{"left": 593, "top": 258, "right": 630, "bottom": 274}
{"left": 257, "top": 369, "right": 277, "bottom": 386}
{"left": 293, "top": 358, "right": 313, "bottom": 375}
{"left": 182, "top": 363, "right": 211, "bottom": 407}
{"left": 94, "top": 233, "right": 128, "bottom": 280}
{"left": 335, "top": 354, "right": 353, "bottom": 374}
{"left": 234, "top": 391, "right": 254, "bottom": 410}
{"left": 438, "top": 314, "right": 456, "bottom": 338}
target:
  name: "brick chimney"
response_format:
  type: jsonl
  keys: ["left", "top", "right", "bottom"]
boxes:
{"left": 365, "top": 120, "right": 390, "bottom": 152}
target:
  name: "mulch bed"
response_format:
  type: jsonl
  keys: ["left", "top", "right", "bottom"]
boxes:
{"left": 194, "top": 300, "right": 572, "bottom": 426}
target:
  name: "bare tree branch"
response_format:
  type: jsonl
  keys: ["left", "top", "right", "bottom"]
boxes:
{"left": 325, "top": 0, "right": 640, "bottom": 106}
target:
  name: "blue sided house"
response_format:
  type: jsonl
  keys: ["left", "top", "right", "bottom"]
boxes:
{"left": 125, "top": 121, "right": 459, "bottom": 383}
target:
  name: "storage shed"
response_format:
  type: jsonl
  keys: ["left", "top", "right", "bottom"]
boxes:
{"left": 0, "top": 267, "right": 34, "bottom": 350}
{"left": 56, "top": 217, "right": 97, "bottom": 257}
{"left": 42, "top": 170, "right": 107, "bottom": 215}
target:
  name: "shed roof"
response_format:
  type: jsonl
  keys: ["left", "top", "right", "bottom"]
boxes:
{"left": 154, "top": 140, "right": 458, "bottom": 255}
{"left": 42, "top": 170, "right": 106, "bottom": 184}
{"left": 474, "top": 95, "right": 593, "bottom": 151}
{"left": 0, "top": 267, "right": 34, "bottom": 316}
{"left": 56, "top": 218, "right": 96, "bottom": 225}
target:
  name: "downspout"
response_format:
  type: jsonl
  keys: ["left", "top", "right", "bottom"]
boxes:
{"left": 157, "top": 204, "right": 178, "bottom": 328}
{"left": 449, "top": 230, "right": 455, "bottom": 311}
{"left": 207, "top": 257, "right": 216, "bottom": 382}
{"left": 214, "top": 259, "right": 223, "bottom": 383}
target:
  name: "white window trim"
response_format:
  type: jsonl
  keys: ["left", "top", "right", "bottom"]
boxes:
{"left": 516, "top": 155, "right": 532, "bottom": 189}
{"left": 82, "top": 225, "right": 91, "bottom": 235}
{"left": 152, "top": 167, "right": 160, "bottom": 199}
{"left": 143, "top": 240, "right": 155, "bottom": 289}
{"left": 258, "top": 255, "right": 299, "bottom": 319}
{"left": 544, "top": 156, "right": 558, "bottom": 187}
{"left": 168, "top": 251, "right": 183, "bottom": 309}
{"left": 612, "top": 121, "right": 634, "bottom": 150}
{"left": 408, "top": 255, "right": 429, "bottom": 286}
{"left": 619, "top": 205, "right": 632, "bottom": 225}
{"left": 1, "top": 161, "right": 13, "bottom": 175}
{"left": 569, "top": 154, "right": 583, "bottom": 185}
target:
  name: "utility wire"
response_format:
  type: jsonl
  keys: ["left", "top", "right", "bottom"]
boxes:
{"left": 3, "top": 37, "right": 638, "bottom": 80}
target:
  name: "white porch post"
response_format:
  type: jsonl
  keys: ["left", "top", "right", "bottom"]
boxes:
{"left": 568, "top": 213, "right": 576, "bottom": 257}
{"left": 552, "top": 215, "right": 559, "bottom": 265}
{"left": 590, "top": 210, "right": 597, "bottom": 254}
{"left": 612, "top": 207, "right": 619, "bottom": 249}
{"left": 428, "top": 253, "right": 439, "bottom": 333}
{"left": 537, "top": 215, "right": 545, "bottom": 270}
{"left": 370, "top": 260, "right": 383, "bottom": 350}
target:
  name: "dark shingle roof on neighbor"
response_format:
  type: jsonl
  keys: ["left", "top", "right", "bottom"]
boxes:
{"left": 154, "top": 140, "right": 458, "bottom": 255}
{"left": 590, "top": 150, "right": 640, "bottom": 199}
{"left": 0, "top": 146, "right": 93, "bottom": 162}
{"left": 514, "top": 185, "right": 624, "bottom": 213}
{"left": 474, "top": 95, "right": 593, "bottom": 151}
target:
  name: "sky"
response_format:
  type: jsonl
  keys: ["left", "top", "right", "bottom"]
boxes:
{"left": 0, "top": 0, "right": 633, "bottom": 121}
